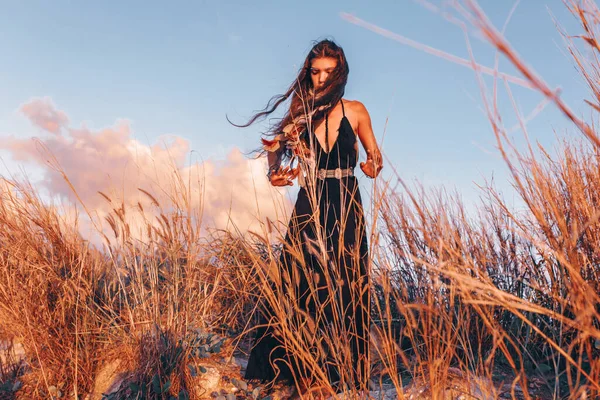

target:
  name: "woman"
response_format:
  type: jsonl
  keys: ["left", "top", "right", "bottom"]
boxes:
{"left": 236, "top": 39, "right": 383, "bottom": 393}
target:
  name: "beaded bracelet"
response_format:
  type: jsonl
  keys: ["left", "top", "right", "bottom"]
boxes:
{"left": 266, "top": 165, "right": 279, "bottom": 180}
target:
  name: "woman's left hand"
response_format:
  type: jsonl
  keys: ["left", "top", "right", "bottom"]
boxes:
{"left": 360, "top": 149, "right": 383, "bottom": 178}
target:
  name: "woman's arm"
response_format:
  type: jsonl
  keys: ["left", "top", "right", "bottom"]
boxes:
{"left": 267, "top": 147, "right": 282, "bottom": 174}
{"left": 266, "top": 147, "right": 298, "bottom": 186}
{"left": 353, "top": 101, "right": 383, "bottom": 178}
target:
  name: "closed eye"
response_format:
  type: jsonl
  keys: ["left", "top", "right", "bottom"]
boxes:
{"left": 310, "top": 68, "right": 336, "bottom": 75}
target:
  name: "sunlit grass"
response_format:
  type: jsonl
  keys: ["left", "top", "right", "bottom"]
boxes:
{"left": 1, "top": 1, "right": 600, "bottom": 399}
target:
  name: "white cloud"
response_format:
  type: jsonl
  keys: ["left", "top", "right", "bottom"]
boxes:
{"left": 1, "top": 97, "right": 292, "bottom": 246}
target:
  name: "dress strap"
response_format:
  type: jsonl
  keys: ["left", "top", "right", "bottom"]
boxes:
{"left": 324, "top": 99, "right": 343, "bottom": 153}
{"left": 325, "top": 110, "right": 329, "bottom": 153}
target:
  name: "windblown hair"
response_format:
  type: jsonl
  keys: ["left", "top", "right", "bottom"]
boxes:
{"left": 232, "top": 39, "right": 350, "bottom": 163}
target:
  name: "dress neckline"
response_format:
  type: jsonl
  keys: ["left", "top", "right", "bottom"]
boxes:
{"left": 314, "top": 99, "right": 347, "bottom": 155}
{"left": 315, "top": 116, "right": 349, "bottom": 155}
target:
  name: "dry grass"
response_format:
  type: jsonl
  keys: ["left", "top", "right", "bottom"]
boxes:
{"left": 0, "top": 176, "right": 260, "bottom": 398}
{"left": 1, "top": 1, "right": 600, "bottom": 399}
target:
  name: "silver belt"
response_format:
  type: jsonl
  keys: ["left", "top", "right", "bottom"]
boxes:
{"left": 298, "top": 168, "right": 354, "bottom": 187}
{"left": 317, "top": 167, "right": 354, "bottom": 179}
{"left": 298, "top": 167, "right": 354, "bottom": 188}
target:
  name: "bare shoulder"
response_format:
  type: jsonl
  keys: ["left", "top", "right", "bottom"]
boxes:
{"left": 343, "top": 99, "right": 369, "bottom": 114}
{"left": 342, "top": 99, "right": 371, "bottom": 128}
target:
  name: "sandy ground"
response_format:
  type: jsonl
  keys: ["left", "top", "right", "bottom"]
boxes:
{"left": 0, "top": 337, "right": 557, "bottom": 399}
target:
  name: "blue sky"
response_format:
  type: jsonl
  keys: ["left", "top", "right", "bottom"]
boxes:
{"left": 0, "top": 0, "right": 591, "bottom": 212}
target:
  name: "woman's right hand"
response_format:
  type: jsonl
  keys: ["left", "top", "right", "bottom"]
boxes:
{"left": 269, "top": 166, "right": 299, "bottom": 186}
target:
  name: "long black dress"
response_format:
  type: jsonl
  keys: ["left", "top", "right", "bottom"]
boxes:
{"left": 244, "top": 100, "right": 370, "bottom": 389}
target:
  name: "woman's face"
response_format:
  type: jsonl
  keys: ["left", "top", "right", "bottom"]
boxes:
{"left": 310, "top": 57, "right": 338, "bottom": 90}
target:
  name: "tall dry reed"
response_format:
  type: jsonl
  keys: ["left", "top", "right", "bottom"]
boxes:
{"left": 1, "top": 1, "right": 600, "bottom": 399}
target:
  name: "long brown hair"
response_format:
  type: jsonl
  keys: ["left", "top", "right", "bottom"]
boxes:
{"left": 231, "top": 39, "right": 350, "bottom": 163}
